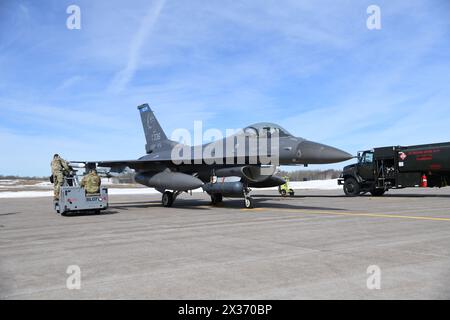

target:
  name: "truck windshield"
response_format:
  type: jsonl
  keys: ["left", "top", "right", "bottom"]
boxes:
{"left": 361, "top": 152, "right": 374, "bottom": 164}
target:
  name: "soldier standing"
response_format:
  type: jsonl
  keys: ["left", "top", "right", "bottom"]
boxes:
{"left": 51, "top": 154, "right": 72, "bottom": 200}
{"left": 81, "top": 169, "right": 101, "bottom": 194}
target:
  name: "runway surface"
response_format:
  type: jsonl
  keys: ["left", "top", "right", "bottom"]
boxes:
{"left": 1, "top": 188, "right": 450, "bottom": 299}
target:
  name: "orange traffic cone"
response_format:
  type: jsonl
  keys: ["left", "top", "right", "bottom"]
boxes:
{"left": 421, "top": 174, "right": 428, "bottom": 188}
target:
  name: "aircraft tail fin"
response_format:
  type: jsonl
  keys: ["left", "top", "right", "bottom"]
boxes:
{"left": 138, "top": 103, "right": 170, "bottom": 154}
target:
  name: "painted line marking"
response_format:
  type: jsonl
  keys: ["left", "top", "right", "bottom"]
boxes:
{"left": 240, "top": 208, "right": 450, "bottom": 221}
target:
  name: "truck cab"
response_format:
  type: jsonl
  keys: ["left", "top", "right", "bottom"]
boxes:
{"left": 338, "top": 149, "right": 386, "bottom": 196}
{"left": 357, "top": 151, "right": 375, "bottom": 181}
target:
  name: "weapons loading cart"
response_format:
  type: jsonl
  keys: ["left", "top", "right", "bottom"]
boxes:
{"left": 54, "top": 174, "right": 109, "bottom": 215}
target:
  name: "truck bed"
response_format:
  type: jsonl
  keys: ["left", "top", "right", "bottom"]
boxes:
{"left": 374, "top": 142, "right": 450, "bottom": 173}
{"left": 398, "top": 142, "right": 450, "bottom": 173}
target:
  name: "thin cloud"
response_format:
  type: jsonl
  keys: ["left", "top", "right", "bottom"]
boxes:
{"left": 57, "top": 75, "right": 84, "bottom": 91}
{"left": 108, "top": 0, "right": 166, "bottom": 93}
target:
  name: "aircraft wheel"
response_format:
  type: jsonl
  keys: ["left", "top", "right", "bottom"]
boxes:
{"left": 211, "top": 193, "right": 223, "bottom": 205}
{"left": 244, "top": 197, "right": 254, "bottom": 209}
{"left": 280, "top": 189, "right": 287, "bottom": 197}
{"left": 343, "top": 178, "right": 360, "bottom": 196}
{"left": 289, "top": 189, "right": 295, "bottom": 197}
{"left": 162, "top": 191, "right": 174, "bottom": 207}
{"left": 370, "top": 188, "right": 385, "bottom": 196}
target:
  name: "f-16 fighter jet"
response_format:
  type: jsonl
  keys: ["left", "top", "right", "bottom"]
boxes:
{"left": 83, "top": 104, "right": 351, "bottom": 208}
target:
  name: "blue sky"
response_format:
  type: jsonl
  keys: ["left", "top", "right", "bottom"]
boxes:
{"left": 0, "top": 0, "right": 449, "bottom": 176}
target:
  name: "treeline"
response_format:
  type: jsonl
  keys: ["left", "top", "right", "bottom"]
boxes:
{"left": 0, "top": 175, "right": 48, "bottom": 180}
{"left": 276, "top": 169, "right": 341, "bottom": 181}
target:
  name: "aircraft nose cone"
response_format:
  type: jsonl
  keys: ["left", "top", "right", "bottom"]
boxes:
{"left": 297, "top": 141, "right": 352, "bottom": 164}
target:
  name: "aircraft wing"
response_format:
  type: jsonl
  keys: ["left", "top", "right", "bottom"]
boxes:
{"left": 70, "top": 159, "right": 169, "bottom": 171}
{"left": 73, "top": 157, "right": 269, "bottom": 171}
{"left": 98, "top": 160, "right": 165, "bottom": 171}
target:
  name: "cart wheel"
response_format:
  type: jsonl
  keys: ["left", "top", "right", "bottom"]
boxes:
{"left": 289, "top": 189, "right": 295, "bottom": 197}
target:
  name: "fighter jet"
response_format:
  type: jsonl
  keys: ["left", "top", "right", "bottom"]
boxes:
{"left": 84, "top": 104, "right": 351, "bottom": 208}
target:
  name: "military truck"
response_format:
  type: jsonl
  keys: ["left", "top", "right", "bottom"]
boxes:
{"left": 338, "top": 142, "right": 450, "bottom": 196}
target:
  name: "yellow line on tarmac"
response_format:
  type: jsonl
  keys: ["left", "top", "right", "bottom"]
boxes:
{"left": 241, "top": 208, "right": 450, "bottom": 222}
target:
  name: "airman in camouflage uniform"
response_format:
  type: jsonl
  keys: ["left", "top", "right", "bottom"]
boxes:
{"left": 51, "top": 154, "right": 71, "bottom": 200}
{"left": 81, "top": 169, "right": 101, "bottom": 194}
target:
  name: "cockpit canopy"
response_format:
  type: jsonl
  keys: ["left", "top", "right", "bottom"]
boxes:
{"left": 243, "top": 122, "right": 293, "bottom": 137}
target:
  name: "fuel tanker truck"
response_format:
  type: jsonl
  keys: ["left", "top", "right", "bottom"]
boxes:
{"left": 338, "top": 142, "right": 450, "bottom": 196}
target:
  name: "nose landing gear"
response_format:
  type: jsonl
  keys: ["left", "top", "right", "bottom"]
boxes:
{"left": 243, "top": 186, "right": 254, "bottom": 209}
{"left": 244, "top": 196, "right": 254, "bottom": 208}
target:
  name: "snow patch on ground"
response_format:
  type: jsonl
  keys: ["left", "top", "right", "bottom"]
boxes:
{"left": 289, "top": 179, "right": 340, "bottom": 190}
{"left": 108, "top": 188, "right": 171, "bottom": 195}
{"left": 0, "top": 179, "right": 21, "bottom": 185}
{"left": 34, "top": 182, "right": 53, "bottom": 187}
{"left": 0, "top": 191, "right": 54, "bottom": 198}
{"left": 0, "top": 179, "right": 340, "bottom": 198}
{"left": 100, "top": 178, "right": 116, "bottom": 186}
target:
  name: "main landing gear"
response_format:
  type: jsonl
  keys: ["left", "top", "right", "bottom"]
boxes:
{"left": 210, "top": 192, "right": 254, "bottom": 208}
{"left": 161, "top": 190, "right": 183, "bottom": 207}
{"left": 210, "top": 193, "right": 223, "bottom": 205}
{"left": 162, "top": 185, "right": 255, "bottom": 209}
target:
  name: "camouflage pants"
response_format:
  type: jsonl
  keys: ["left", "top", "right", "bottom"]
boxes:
{"left": 53, "top": 172, "right": 64, "bottom": 199}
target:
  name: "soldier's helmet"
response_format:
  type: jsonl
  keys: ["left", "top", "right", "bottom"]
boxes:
{"left": 90, "top": 169, "right": 97, "bottom": 174}
{"left": 53, "top": 154, "right": 60, "bottom": 159}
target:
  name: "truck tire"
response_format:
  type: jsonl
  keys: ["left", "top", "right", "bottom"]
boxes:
{"left": 343, "top": 178, "right": 361, "bottom": 196}
{"left": 370, "top": 188, "right": 385, "bottom": 196}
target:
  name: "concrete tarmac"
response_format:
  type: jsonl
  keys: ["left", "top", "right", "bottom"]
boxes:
{"left": 1, "top": 188, "right": 450, "bottom": 299}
